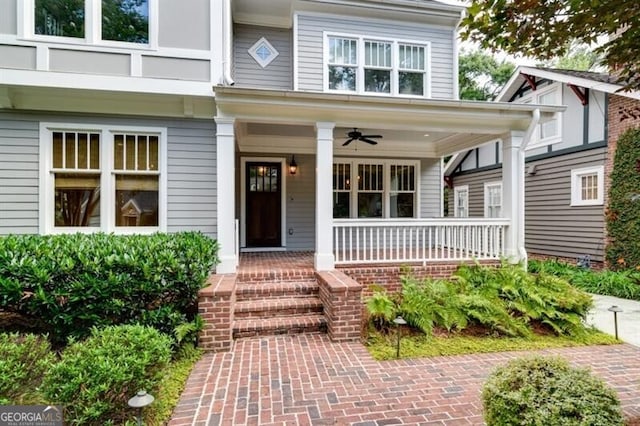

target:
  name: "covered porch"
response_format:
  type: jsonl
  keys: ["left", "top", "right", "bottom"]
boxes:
{"left": 213, "top": 87, "right": 563, "bottom": 273}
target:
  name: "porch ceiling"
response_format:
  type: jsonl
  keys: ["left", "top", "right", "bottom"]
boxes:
{"left": 214, "top": 86, "right": 565, "bottom": 158}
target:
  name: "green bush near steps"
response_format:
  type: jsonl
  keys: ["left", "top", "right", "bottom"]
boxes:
{"left": 0, "top": 332, "right": 56, "bottom": 404}
{"left": 0, "top": 232, "right": 217, "bottom": 343}
{"left": 41, "top": 324, "right": 173, "bottom": 425}
{"left": 482, "top": 356, "right": 624, "bottom": 426}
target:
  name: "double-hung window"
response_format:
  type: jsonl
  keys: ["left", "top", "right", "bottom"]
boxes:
{"left": 454, "top": 185, "right": 469, "bottom": 218}
{"left": 571, "top": 166, "right": 604, "bottom": 206}
{"left": 517, "top": 83, "right": 562, "bottom": 147}
{"left": 28, "top": 0, "right": 152, "bottom": 45}
{"left": 484, "top": 182, "right": 502, "bottom": 218}
{"left": 333, "top": 159, "right": 418, "bottom": 218}
{"left": 326, "top": 34, "right": 429, "bottom": 97}
{"left": 41, "top": 123, "right": 166, "bottom": 233}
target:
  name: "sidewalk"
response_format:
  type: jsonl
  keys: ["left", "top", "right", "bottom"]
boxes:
{"left": 587, "top": 294, "right": 640, "bottom": 347}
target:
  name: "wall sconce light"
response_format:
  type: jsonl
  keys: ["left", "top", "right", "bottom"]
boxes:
{"left": 289, "top": 156, "right": 298, "bottom": 175}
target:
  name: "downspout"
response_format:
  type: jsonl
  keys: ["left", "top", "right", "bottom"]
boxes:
{"left": 222, "top": 0, "right": 235, "bottom": 85}
{"left": 517, "top": 108, "right": 540, "bottom": 268}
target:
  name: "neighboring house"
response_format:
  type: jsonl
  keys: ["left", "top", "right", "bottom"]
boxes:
{"left": 444, "top": 66, "right": 640, "bottom": 266}
{"left": 0, "top": 0, "right": 561, "bottom": 274}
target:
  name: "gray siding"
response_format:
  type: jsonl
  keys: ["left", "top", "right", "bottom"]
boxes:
{"left": 296, "top": 14, "right": 455, "bottom": 98}
{"left": 0, "top": 0, "right": 17, "bottom": 35}
{"left": 449, "top": 147, "right": 607, "bottom": 262}
{"left": 158, "top": 0, "right": 210, "bottom": 50}
{"left": 0, "top": 111, "right": 216, "bottom": 238}
{"left": 142, "top": 57, "right": 210, "bottom": 81}
{"left": 0, "top": 45, "right": 36, "bottom": 70}
{"left": 234, "top": 25, "right": 293, "bottom": 90}
{"left": 49, "top": 49, "right": 130, "bottom": 76}
{"left": 419, "top": 158, "right": 441, "bottom": 218}
{"left": 285, "top": 154, "right": 315, "bottom": 250}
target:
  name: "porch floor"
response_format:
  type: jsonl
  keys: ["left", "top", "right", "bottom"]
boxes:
{"left": 238, "top": 251, "right": 315, "bottom": 278}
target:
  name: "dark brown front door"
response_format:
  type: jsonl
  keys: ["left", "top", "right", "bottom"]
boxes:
{"left": 246, "top": 162, "right": 281, "bottom": 247}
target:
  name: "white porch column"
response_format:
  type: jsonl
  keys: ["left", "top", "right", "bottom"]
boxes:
{"left": 215, "top": 116, "right": 237, "bottom": 273}
{"left": 315, "top": 122, "right": 335, "bottom": 270}
{"left": 502, "top": 131, "right": 526, "bottom": 263}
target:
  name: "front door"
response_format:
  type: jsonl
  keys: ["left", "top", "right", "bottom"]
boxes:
{"left": 246, "top": 162, "right": 282, "bottom": 247}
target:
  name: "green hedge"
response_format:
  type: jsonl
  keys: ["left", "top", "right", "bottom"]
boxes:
{"left": 41, "top": 325, "right": 172, "bottom": 424}
{"left": 0, "top": 232, "right": 217, "bottom": 343}
{"left": 0, "top": 333, "right": 56, "bottom": 404}
{"left": 606, "top": 127, "right": 640, "bottom": 270}
{"left": 482, "top": 356, "right": 624, "bottom": 425}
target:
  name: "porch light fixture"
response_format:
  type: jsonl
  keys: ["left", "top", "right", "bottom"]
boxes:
{"left": 289, "top": 156, "right": 298, "bottom": 175}
{"left": 393, "top": 315, "right": 407, "bottom": 359}
{"left": 608, "top": 305, "right": 623, "bottom": 340}
{"left": 128, "top": 390, "right": 154, "bottom": 426}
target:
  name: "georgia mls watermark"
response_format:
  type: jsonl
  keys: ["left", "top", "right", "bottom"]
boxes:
{"left": 0, "top": 406, "right": 63, "bottom": 426}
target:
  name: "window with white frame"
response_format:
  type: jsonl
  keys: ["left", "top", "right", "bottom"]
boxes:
{"left": 28, "top": 0, "right": 152, "bottom": 45}
{"left": 333, "top": 159, "right": 418, "bottom": 218}
{"left": 41, "top": 123, "right": 166, "bottom": 233}
{"left": 516, "top": 83, "right": 562, "bottom": 147}
{"left": 484, "top": 182, "right": 502, "bottom": 218}
{"left": 454, "top": 185, "right": 468, "bottom": 218}
{"left": 326, "top": 34, "right": 428, "bottom": 96}
{"left": 571, "top": 166, "right": 604, "bottom": 206}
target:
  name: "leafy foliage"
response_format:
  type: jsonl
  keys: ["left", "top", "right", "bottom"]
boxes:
{"left": 366, "top": 262, "right": 593, "bottom": 338}
{"left": 458, "top": 50, "right": 515, "bottom": 101}
{"left": 529, "top": 259, "right": 640, "bottom": 301}
{"left": 482, "top": 356, "right": 624, "bottom": 425}
{"left": 0, "top": 232, "right": 218, "bottom": 343}
{"left": 0, "top": 333, "right": 56, "bottom": 404}
{"left": 102, "top": 0, "right": 149, "bottom": 43}
{"left": 41, "top": 325, "right": 172, "bottom": 425}
{"left": 461, "top": 1, "right": 640, "bottom": 91}
{"left": 606, "top": 128, "right": 640, "bottom": 270}
{"left": 538, "top": 43, "right": 604, "bottom": 72}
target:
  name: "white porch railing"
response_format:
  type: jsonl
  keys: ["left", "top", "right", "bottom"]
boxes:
{"left": 333, "top": 218, "right": 510, "bottom": 265}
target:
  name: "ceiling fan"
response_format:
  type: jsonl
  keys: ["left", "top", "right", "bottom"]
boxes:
{"left": 342, "top": 128, "right": 382, "bottom": 146}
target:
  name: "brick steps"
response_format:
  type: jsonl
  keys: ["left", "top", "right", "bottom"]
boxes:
{"left": 234, "top": 297, "right": 323, "bottom": 319}
{"left": 235, "top": 281, "right": 319, "bottom": 300}
{"left": 233, "top": 314, "right": 327, "bottom": 338}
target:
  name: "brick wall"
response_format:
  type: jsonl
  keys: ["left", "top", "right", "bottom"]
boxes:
{"left": 339, "top": 260, "right": 500, "bottom": 299}
{"left": 198, "top": 274, "right": 236, "bottom": 352}
{"left": 316, "top": 270, "right": 363, "bottom": 341}
{"left": 528, "top": 253, "right": 605, "bottom": 271}
{"left": 604, "top": 95, "right": 640, "bottom": 261}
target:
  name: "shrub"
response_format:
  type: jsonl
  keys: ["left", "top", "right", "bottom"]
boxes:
{"left": 0, "top": 232, "right": 217, "bottom": 343}
{"left": 41, "top": 324, "right": 172, "bottom": 425}
{"left": 482, "top": 356, "right": 624, "bottom": 425}
{"left": 0, "top": 333, "right": 56, "bottom": 404}
{"left": 606, "top": 127, "right": 640, "bottom": 270}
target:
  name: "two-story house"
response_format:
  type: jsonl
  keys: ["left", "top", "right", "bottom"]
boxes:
{"left": 0, "top": 0, "right": 561, "bottom": 275}
{"left": 444, "top": 66, "right": 640, "bottom": 267}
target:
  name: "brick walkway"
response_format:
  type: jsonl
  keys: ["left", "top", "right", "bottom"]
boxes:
{"left": 169, "top": 334, "right": 640, "bottom": 425}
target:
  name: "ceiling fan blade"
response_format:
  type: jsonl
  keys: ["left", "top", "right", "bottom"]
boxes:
{"left": 360, "top": 134, "right": 382, "bottom": 139}
{"left": 359, "top": 137, "right": 379, "bottom": 145}
{"left": 342, "top": 138, "right": 356, "bottom": 146}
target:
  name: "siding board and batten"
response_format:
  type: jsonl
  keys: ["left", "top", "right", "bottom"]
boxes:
{"left": 50, "top": 50, "right": 130, "bottom": 76}
{"left": 158, "top": 0, "right": 210, "bottom": 50}
{"left": 295, "top": 14, "right": 454, "bottom": 98}
{"left": 0, "top": 45, "right": 36, "bottom": 70}
{"left": 0, "top": 111, "right": 217, "bottom": 237}
{"left": 234, "top": 25, "right": 293, "bottom": 90}
{"left": 0, "top": 0, "right": 17, "bottom": 35}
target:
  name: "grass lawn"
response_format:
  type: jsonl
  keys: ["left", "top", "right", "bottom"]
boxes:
{"left": 365, "top": 327, "right": 619, "bottom": 361}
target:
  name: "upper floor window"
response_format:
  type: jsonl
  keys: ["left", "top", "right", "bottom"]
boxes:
{"left": 325, "top": 34, "right": 429, "bottom": 97}
{"left": 333, "top": 159, "right": 418, "bottom": 218}
{"left": 41, "top": 123, "right": 166, "bottom": 234}
{"left": 517, "top": 83, "right": 562, "bottom": 147}
{"left": 571, "top": 166, "right": 604, "bottom": 206}
{"left": 29, "top": 0, "right": 151, "bottom": 46}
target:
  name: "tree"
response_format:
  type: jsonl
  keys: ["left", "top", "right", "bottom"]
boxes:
{"left": 458, "top": 50, "right": 515, "bottom": 101}
{"left": 461, "top": 1, "right": 640, "bottom": 91}
{"left": 538, "top": 43, "right": 604, "bottom": 72}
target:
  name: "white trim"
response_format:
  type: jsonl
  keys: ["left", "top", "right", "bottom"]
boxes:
{"left": 453, "top": 184, "right": 468, "bottom": 218}
{"left": 296, "top": 10, "right": 461, "bottom": 31}
{"left": 570, "top": 165, "right": 604, "bottom": 206}
{"left": 247, "top": 37, "right": 279, "bottom": 68}
{"left": 452, "top": 27, "right": 459, "bottom": 99}
{"left": 240, "top": 157, "right": 287, "bottom": 249}
{"left": 293, "top": 13, "right": 299, "bottom": 91}
{"left": 323, "top": 31, "right": 431, "bottom": 98}
{"left": 515, "top": 82, "right": 563, "bottom": 149}
{"left": 483, "top": 181, "right": 502, "bottom": 218}
{"left": 39, "top": 122, "right": 167, "bottom": 234}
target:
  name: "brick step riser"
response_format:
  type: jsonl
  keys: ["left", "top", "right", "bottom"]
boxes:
{"left": 233, "top": 322, "right": 327, "bottom": 339}
{"left": 234, "top": 305, "right": 323, "bottom": 319}
{"left": 235, "top": 288, "right": 319, "bottom": 301}
{"left": 236, "top": 276, "right": 317, "bottom": 285}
